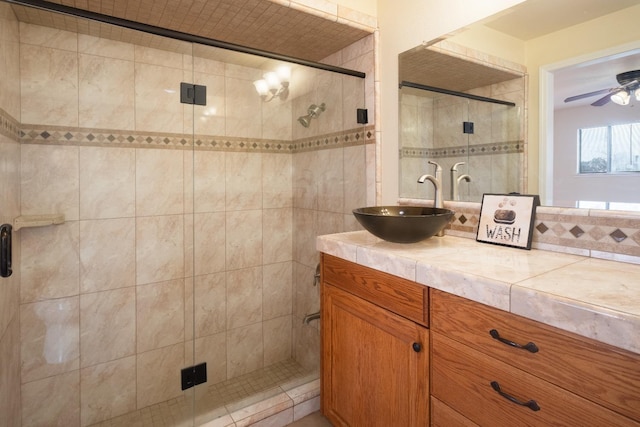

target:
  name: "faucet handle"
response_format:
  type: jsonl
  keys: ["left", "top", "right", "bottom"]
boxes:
{"left": 451, "top": 162, "right": 466, "bottom": 171}
{"left": 427, "top": 160, "right": 442, "bottom": 172}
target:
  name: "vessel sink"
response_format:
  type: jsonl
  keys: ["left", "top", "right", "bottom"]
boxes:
{"left": 353, "top": 206, "right": 454, "bottom": 243}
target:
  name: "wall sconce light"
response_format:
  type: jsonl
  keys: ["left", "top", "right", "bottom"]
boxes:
{"left": 253, "top": 66, "right": 290, "bottom": 102}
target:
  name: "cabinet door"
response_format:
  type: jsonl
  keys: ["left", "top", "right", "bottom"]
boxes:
{"left": 322, "top": 283, "right": 429, "bottom": 427}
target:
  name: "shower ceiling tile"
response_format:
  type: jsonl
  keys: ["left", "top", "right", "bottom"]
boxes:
{"left": 11, "top": 0, "right": 372, "bottom": 63}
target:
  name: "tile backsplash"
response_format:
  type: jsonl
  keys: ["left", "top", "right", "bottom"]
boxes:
{"left": 401, "top": 199, "right": 640, "bottom": 263}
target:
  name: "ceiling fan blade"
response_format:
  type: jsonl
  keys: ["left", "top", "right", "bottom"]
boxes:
{"left": 564, "top": 88, "right": 612, "bottom": 103}
{"left": 590, "top": 81, "right": 638, "bottom": 106}
{"left": 591, "top": 91, "right": 616, "bottom": 106}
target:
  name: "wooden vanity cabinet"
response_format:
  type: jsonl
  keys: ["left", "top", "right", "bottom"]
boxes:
{"left": 430, "top": 289, "right": 640, "bottom": 427}
{"left": 320, "top": 254, "right": 429, "bottom": 427}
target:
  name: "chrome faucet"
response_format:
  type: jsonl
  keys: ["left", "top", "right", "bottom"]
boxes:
{"left": 418, "top": 161, "right": 444, "bottom": 236}
{"left": 418, "top": 160, "right": 443, "bottom": 208}
{"left": 451, "top": 162, "right": 472, "bottom": 201}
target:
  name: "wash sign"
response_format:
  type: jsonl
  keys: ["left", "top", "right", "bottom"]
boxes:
{"left": 476, "top": 194, "right": 540, "bottom": 250}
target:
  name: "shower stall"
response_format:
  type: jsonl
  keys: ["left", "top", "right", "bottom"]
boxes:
{"left": 0, "top": 1, "right": 373, "bottom": 425}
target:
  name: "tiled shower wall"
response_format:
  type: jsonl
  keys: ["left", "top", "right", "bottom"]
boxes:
{"left": 0, "top": 3, "right": 22, "bottom": 425}
{"left": 13, "top": 19, "right": 374, "bottom": 427}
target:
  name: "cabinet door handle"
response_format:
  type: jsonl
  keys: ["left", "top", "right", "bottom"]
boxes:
{"left": 412, "top": 342, "right": 422, "bottom": 353}
{"left": 490, "top": 381, "right": 540, "bottom": 411}
{"left": 489, "top": 329, "right": 539, "bottom": 353}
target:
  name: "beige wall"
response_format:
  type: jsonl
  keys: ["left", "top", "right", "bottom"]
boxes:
{"left": 525, "top": 3, "right": 640, "bottom": 197}
{"left": 376, "top": 0, "right": 525, "bottom": 204}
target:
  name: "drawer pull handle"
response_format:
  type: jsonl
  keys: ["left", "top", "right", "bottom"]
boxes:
{"left": 489, "top": 329, "right": 539, "bottom": 353}
{"left": 412, "top": 342, "right": 422, "bottom": 353}
{"left": 490, "top": 381, "right": 540, "bottom": 412}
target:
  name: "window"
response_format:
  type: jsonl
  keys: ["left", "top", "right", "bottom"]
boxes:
{"left": 579, "top": 122, "right": 640, "bottom": 173}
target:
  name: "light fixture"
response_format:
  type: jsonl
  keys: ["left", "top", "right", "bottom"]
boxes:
{"left": 611, "top": 89, "right": 631, "bottom": 106}
{"left": 636, "top": 88, "right": 640, "bottom": 101}
{"left": 297, "top": 103, "right": 326, "bottom": 128}
{"left": 253, "top": 65, "right": 290, "bottom": 102}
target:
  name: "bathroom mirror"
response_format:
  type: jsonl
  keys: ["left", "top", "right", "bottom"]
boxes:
{"left": 398, "top": 0, "right": 640, "bottom": 210}
{"left": 398, "top": 43, "right": 525, "bottom": 203}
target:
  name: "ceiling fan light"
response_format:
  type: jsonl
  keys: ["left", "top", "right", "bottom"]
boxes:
{"left": 611, "top": 90, "right": 630, "bottom": 105}
{"left": 635, "top": 88, "right": 640, "bottom": 101}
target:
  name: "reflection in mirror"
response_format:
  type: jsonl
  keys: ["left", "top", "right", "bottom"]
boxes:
{"left": 398, "top": 41, "right": 526, "bottom": 203}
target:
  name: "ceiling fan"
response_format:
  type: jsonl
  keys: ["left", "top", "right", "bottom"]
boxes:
{"left": 564, "top": 69, "right": 640, "bottom": 106}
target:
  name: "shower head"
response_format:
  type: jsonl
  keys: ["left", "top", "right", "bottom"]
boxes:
{"left": 297, "top": 103, "right": 326, "bottom": 127}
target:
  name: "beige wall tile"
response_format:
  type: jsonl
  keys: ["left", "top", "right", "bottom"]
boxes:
{"left": 343, "top": 145, "right": 367, "bottom": 213}
{"left": 80, "top": 356, "right": 136, "bottom": 426}
{"left": 80, "top": 218, "right": 135, "bottom": 293}
{"left": 261, "top": 98, "right": 293, "bottom": 141}
{"left": 193, "top": 332, "right": 227, "bottom": 385}
{"left": 80, "top": 287, "right": 135, "bottom": 367}
{"left": 136, "top": 148, "right": 184, "bottom": 216}
{"left": 194, "top": 212, "right": 226, "bottom": 276}
{"left": 225, "top": 152, "right": 262, "bottom": 210}
{"left": 78, "top": 34, "right": 134, "bottom": 60}
{"left": 0, "top": 20, "right": 20, "bottom": 118}
{"left": 79, "top": 147, "right": 135, "bottom": 219}
{"left": 21, "top": 370, "right": 80, "bottom": 427}
{"left": 226, "top": 267, "right": 262, "bottom": 330}
{"left": 79, "top": 54, "right": 135, "bottom": 130}
{"left": 136, "top": 215, "right": 184, "bottom": 285}
{"left": 262, "top": 153, "right": 292, "bottom": 209}
{"left": 21, "top": 144, "right": 79, "bottom": 221}
{"left": 136, "top": 279, "right": 185, "bottom": 353}
{"left": 193, "top": 150, "right": 226, "bottom": 213}
{"left": 224, "top": 77, "right": 262, "bottom": 138}
{"left": 263, "top": 261, "right": 293, "bottom": 320}
{"left": 263, "top": 315, "right": 292, "bottom": 366}
{"left": 19, "top": 22, "right": 77, "bottom": 51}
{"left": 135, "top": 45, "right": 186, "bottom": 68}
{"left": 20, "top": 44, "right": 78, "bottom": 127}
{"left": 20, "top": 297, "right": 79, "bottom": 383}
{"left": 20, "top": 223, "right": 80, "bottom": 303}
{"left": 134, "top": 63, "right": 184, "bottom": 133}
{"left": 263, "top": 208, "right": 293, "bottom": 264}
{"left": 193, "top": 72, "right": 226, "bottom": 136}
{"left": 193, "top": 273, "right": 226, "bottom": 338}
{"left": 227, "top": 323, "right": 263, "bottom": 379}
{"left": 136, "top": 343, "right": 184, "bottom": 408}
{"left": 226, "top": 210, "right": 263, "bottom": 270}
{"left": 0, "top": 316, "right": 21, "bottom": 423}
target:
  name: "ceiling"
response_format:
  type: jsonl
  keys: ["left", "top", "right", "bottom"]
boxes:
{"left": 480, "top": 0, "right": 640, "bottom": 109}
{"left": 399, "top": 47, "right": 522, "bottom": 95}
{"left": 7, "top": 0, "right": 372, "bottom": 66}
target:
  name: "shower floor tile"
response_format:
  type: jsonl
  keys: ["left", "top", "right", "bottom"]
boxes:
{"left": 88, "top": 359, "right": 316, "bottom": 427}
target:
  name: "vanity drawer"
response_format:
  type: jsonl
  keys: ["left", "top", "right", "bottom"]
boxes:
{"left": 431, "top": 396, "right": 479, "bottom": 427}
{"left": 321, "top": 254, "right": 428, "bottom": 326}
{"left": 432, "top": 333, "right": 639, "bottom": 427}
{"left": 430, "top": 289, "right": 640, "bottom": 421}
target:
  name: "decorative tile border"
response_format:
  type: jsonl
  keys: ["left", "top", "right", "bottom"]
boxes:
{"left": 401, "top": 140, "right": 523, "bottom": 159}
{"left": 19, "top": 123, "right": 376, "bottom": 153}
{"left": 400, "top": 198, "right": 640, "bottom": 262}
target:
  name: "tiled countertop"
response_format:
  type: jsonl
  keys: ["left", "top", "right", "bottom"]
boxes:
{"left": 317, "top": 231, "right": 640, "bottom": 355}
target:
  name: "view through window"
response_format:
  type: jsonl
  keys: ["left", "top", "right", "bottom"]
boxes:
{"left": 579, "top": 122, "right": 640, "bottom": 173}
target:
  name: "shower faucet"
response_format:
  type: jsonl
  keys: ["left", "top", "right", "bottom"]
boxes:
{"left": 451, "top": 162, "right": 472, "bottom": 201}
